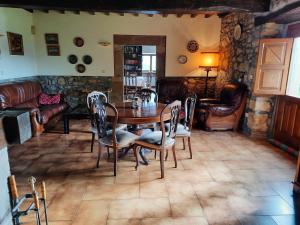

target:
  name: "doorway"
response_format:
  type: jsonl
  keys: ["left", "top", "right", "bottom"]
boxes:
{"left": 112, "top": 35, "right": 166, "bottom": 103}
{"left": 123, "top": 45, "right": 157, "bottom": 100}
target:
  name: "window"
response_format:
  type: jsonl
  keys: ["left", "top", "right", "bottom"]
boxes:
{"left": 142, "top": 54, "right": 156, "bottom": 72}
{"left": 287, "top": 37, "right": 300, "bottom": 98}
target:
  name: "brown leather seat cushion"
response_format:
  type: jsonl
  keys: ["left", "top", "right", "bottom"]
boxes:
{"left": 39, "top": 103, "right": 68, "bottom": 124}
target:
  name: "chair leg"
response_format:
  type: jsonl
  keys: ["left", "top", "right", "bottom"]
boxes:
{"left": 172, "top": 145, "right": 177, "bottom": 168}
{"left": 182, "top": 138, "right": 186, "bottom": 150}
{"left": 133, "top": 145, "right": 139, "bottom": 170}
{"left": 188, "top": 137, "right": 192, "bottom": 159}
{"left": 96, "top": 143, "right": 102, "bottom": 168}
{"left": 107, "top": 147, "right": 110, "bottom": 159}
{"left": 113, "top": 147, "right": 118, "bottom": 176}
{"left": 91, "top": 133, "right": 95, "bottom": 152}
{"left": 165, "top": 149, "right": 168, "bottom": 161}
{"left": 154, "top": 150, "right": 156, "bottom": 159}
{"left": 160, "top": 149, "right": 165, "bottom": 179}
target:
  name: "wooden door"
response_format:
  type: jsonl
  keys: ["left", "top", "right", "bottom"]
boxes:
{"left": 274, "top": 95, "right": 300, "bottom": 149}
{"left": 254, "top": 38, "right": 293, "bottom": 95}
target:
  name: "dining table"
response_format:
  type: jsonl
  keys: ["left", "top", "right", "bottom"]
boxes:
{"left": 110, "top": 102, "right": 169, "bottom": 164}
{"left": 63, "top": 101, "right": 170, "bottom": 164}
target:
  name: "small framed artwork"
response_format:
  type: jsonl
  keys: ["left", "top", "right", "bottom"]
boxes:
{"left": 45, "top": 33, "right": 59, "bottom": 45}
{"left": 47, "top": 45, "right": 60, "bottom": 56}
{"left": 7, "top": 32, "right": 24, "bottom": 55}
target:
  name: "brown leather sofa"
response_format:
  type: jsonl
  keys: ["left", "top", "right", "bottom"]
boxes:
{"left": 198, "top": 83, "right": 248, "bottom": 131}
{"left": 0, "top": 81, "right": 68, "bottom": 136}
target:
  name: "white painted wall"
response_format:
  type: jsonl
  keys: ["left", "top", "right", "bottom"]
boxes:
{"left": 0, "top": 8, "right": 37, "bottom": 80}
{"left": 33, "top": 12, "right": 221, "bottom": 77}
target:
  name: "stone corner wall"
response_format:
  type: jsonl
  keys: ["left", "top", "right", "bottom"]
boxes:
{"left": 218, "top": 12, "right": 286, "bottom": 138}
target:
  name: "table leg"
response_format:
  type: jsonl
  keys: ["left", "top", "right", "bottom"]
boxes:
{"left": 63, "top": 116, "right": 69, "bottom": 134}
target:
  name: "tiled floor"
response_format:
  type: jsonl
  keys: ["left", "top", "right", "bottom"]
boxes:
{"left": 8, "top": 120, "right": 300, "bottom": 225}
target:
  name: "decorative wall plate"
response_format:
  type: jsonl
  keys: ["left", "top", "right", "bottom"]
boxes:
{"left": 68, "top": 54, "right": 78, "bottom": 64}
{"left": 73, "top": 37, "right": 84, "bottom": 47}
{"left": 177, "top": 55, "right": 187, "bottom": 64}
{"left": 187, "top": 40, "right": 199, "bottom": 53}
{"left": 76, "top": 64, "right": 86, "bottom": 73}
{"left": 234, "top": 24, "right": 242, "bottom": 41}
{"left": 83, "top": 55, "right": 93, "bottom": 65}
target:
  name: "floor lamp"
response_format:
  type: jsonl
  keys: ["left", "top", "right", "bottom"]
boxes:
{"left": 199, "top": 52, "right": 220, "bottom": 97}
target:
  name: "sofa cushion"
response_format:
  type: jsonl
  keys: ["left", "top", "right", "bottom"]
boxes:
{"left": 39, "top": 103, "right": 68, "bottom": 124}
{"left": 15, "top": 98, "right": 39, "bottom": 109}
{"left": 0, "top": 81, "right": 42, "bottom": 109}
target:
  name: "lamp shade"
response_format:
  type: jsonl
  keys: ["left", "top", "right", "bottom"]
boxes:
{"left": 199, "top": 52, "right": 220, "bottom": 68}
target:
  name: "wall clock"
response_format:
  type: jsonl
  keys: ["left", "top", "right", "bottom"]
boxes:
{"left": 177, "top": 55, "right": 187, "bottom": 64}
{"left": 234, "top": 24, "right": 242, "bottom": 41}
{"left": 187, "top": 40, "right": 199, "bottom": 53}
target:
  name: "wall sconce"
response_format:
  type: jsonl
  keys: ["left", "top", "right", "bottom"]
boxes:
{"left": 199, "top": 52, "right": 220, "bottom": 97}
{"left": 98, "top": 41, "right": 111, "bottom": 47}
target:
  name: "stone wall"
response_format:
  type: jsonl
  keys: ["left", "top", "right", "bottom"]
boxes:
{"left": 218, "top": 13, "right": 285, "bottom": 138}
{"left": 39, "top": 76, "right": 112, "bottom": 108}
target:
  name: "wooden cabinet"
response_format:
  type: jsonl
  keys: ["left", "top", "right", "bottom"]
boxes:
{"left": 254, "top": 38, "right": 293, "bottom": 95}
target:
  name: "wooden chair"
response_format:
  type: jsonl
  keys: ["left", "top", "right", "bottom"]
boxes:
{"left": 133, "top": 100, "right": 181, "bottom": 178}
{"left": 92, "top": 100, "right": 139, "bottom": 176}
{"left": 87, "top": 91, "right": 127, "bottom": 153}
{"left": 134, "top": 88, "right": 158, "bottom": 103}
{"left": 166, "top": 95, "right": 197, "bottom": 159}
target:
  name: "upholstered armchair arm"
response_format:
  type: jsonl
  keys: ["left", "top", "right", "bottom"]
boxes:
{"left": 199, "top": 98, "right": 220, "bottom": 104}
{"left": 208, "top": 104, "right": 235, "bottom": 117}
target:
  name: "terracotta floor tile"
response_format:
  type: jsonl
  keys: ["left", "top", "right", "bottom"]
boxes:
{"left": 140, "top": 180, "right": 168, "bottom": 198}
{"left": 71, "top": 200, "right": 109, "bottom": 225}
{"left": 84, "top": 183, "right": 139, "bottom": 200}
{"left": 109, "top": 198, "right": 171, "bottom": 219}
{"left": 141, "top": 217, "right": 208, "bottom": 225}
{"left": 8, "top": 120, "right": 299, "bottom": 225}
{"left": 107, "top": 219, "right": 141, "bottom": 225}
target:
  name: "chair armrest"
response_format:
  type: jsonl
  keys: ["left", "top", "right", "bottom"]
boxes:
{"left": 208, "top": 104, "right": 235, "bottom": 117}
{"left": 199, "top": 98, "right": 220, "bottom": 104}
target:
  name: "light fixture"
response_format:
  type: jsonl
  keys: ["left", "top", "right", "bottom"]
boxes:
{"left": 199, "top": 52, "right": 220, "bottom": 97}
{"left": 98, "top": 41, "right": 111, "bottom": 46}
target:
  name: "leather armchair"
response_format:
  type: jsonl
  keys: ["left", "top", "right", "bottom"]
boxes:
{"left": 198, "top": 83, "right": 248, "bottom": 131}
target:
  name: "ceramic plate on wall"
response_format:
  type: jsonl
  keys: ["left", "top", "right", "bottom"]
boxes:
{"left": 177, "top": 55, "right": 188, "bottom": 64}
{"left": 83, "top": 55, "right": 92, "bottom": 65}
{"left": 234, "top": 24, "right": 242, "bottom": 41}
{"left": 76, "top": 64, "right": 86, "bottom": 73}
{"left": 187, "top": 40, "right": 199, "bottom": 53}
{"left": 68, "top": 54, "right": 78, "bottom": 64}
{"left": 74, "top": 37, "right": 84, "bottom": 47}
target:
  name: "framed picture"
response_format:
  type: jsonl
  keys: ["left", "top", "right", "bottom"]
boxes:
{"left": 47, "top": 45, "right": 60, "bottom": 56}
{"left": 7, "top": 32, "right": 24, "bottom": 55}
{"left": 45, "top": 33, "right": 59, "bottom": 45}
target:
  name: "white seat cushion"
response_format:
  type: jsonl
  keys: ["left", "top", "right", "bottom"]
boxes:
{"left": 91, "top": 123, "right": 127, "bottom": 133}
{"left": 165, "top": 123, "right": 191, "bottom": 136}
{"left": 136, "top": 131, "right": 175, "bottom": 146}
{"left": 100, "top": 130, "right": 138, "bottom": 148}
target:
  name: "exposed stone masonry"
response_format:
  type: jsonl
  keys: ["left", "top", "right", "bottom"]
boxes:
{"left": 38, "top": 76, "right": 112, "bottom": 107}
{"left": 218, "top": 13, "right": 285, "bottom": 138}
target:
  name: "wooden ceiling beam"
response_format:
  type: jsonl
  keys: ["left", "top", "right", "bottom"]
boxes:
{"left": 0, "top": 0, "right": 270, "bottom": 13}
{"left": 176, "top": 14, "right": 183, "bottom": 18}
{"left": 204, "top": 14, "right": 212, "bottom": 18}
{"left": 255, "top": 1, "right": 300, "bottom": 25}
{"left": 88, "top": 11, "right": 95, "bottom": 15}
{"left": 24, "top": 9, "right": 33, "bottom": 13}
{"left": 190, "top": 14, "right": 198, "bottom": 18}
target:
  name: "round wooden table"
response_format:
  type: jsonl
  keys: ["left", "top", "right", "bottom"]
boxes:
{"left": 110, "top": 102, "right": 168, "bottom": 165}
{"left": 111, "top": 102, "right": 168, "bottom": 124}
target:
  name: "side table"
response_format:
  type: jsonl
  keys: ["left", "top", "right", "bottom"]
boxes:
{"left": 2, "top": 110, "right": 32, "bottom": 144}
